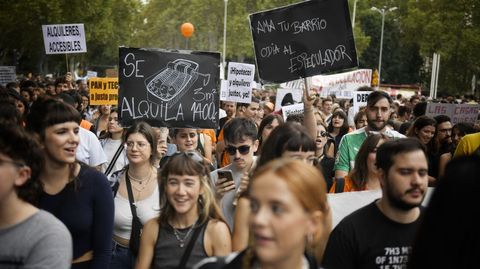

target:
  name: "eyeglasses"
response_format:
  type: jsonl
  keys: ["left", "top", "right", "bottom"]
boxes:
{"left": 225, "top": 145, "right": 251, "bottom": 155}
{"left": 126, "top": 141, "right": 150, "bottom": 150}
{"left": 0, "top": 158, "right": 25, "bottom": 167}
{"left": 317, "top": 131, "right": 328, "bottom": 137}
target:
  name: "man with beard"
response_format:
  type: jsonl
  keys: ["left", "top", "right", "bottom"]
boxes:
{"left": 334, "top": 91, "right": 405, "bottom": 179}
{"left": 322, "top": 138, "right": 428, "bottom": 269}
{"left": 210, "top": 117, "right": 258, "bottom": 229}
{"left": 430, "top": 115, "right": 453, "bottom": 179}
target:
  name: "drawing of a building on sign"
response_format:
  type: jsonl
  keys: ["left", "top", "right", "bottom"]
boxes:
{"left": 145, "top": 59, "right": 210, "bottom": 108}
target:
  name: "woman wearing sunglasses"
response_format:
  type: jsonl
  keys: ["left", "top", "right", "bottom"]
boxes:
{"left": 196, "top": 158, "right": 332, "bottom": 269}
{"left": 108, "top": 121, "right": 160, "bottom": 269}
{"left": 315, "top": 122, "right": 336, "bottom": 191}
{"left": 135, "top": 151, "right": 231, "bottom": 269}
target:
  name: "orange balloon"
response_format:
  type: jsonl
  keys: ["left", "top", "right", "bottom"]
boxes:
{"left": 180, "top": 22, "right": 194, "bottom": 38}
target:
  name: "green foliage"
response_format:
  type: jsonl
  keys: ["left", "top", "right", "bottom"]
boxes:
{"left": 1, "top": 0, "right": 478, "bottom": 95}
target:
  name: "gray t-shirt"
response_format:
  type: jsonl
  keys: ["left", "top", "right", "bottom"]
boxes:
{"left": 210, "top": 157, "right": 257, "bottom": 230}
{"left": 0, "top": 210, "right": 72, "bottom": 269}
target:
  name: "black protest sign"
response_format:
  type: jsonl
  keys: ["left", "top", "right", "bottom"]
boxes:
{"left": 119, "top": 47, "right": 220, "bottom": 129}
{"left": 249, "top": 0, "right": 357, "bottom": 83}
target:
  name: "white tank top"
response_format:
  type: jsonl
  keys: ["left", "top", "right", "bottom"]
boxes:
{"left": 113, "top": 184, "right": 160, "bottom": 240}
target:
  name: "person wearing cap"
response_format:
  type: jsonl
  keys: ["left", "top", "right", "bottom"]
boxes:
{"left": 334, "top": 90, "right": 405, "bottom": 180}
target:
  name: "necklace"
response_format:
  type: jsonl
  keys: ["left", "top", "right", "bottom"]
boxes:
{"left": 172, "top": 219, "right": 198, "bottom": 248}
{"left": 128, "top": 167, "right": 152, "bottom": 184}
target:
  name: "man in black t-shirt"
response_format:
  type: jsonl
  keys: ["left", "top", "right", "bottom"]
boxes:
{"left": 322, "top": 138, "right": 429, "bottom": 269}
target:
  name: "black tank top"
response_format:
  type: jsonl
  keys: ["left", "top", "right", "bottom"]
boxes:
{"left": 152, "top": 221, "right": 208, "bottom": 269}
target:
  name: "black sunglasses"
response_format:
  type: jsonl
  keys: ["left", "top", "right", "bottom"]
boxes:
{"left": 318, "top": 131, "right": 328, "bottom": 137}
{"left": 225, "top": 145, "right": 251, "bottom": 155}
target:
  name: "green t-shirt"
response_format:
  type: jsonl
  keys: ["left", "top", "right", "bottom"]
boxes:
{"left": 334, "top": 127, "right": 406, "bottom": 173}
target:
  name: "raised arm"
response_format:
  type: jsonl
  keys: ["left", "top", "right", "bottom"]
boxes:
{"left": 303, "top": 86, "right": 317, "bottom": 139}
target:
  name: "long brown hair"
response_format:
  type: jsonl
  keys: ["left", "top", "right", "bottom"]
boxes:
{"left": 349, "top": 133, "right": 389, "bottom": 190}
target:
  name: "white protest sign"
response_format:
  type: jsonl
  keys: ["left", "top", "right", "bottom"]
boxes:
{"left": 282, "top": 103, "right": 304, "bottom": 120}
{"left": 220, "top": 80, "right": 228, "bottom": 100}
{"left": 0, "top": 66, "right": 16, "bottom": 86}
{"left": 42, "top": 24, "right": 87, "bottom": 54}
{"left": 86, "top": 70, "right": 97, "bottom": 78}
{"left": 275, "top": 88, "right": 303, "bottom": 111}
{"left": 311, "top": 69, "right": 372, "bottom": 98}
{"left": 352, "top": 91, "right": 372, "bottom": 117}
{"left": 451, "top": 104, "right": 480, "bottom": 124}
{"left": 426, "top": 103, "right": 480, "bottom": 124}
{"left": 327, "top": 188, "right": 434, "bottom": 228}
{"left": 225, "top": 62, "right": 255, "bottom": 103}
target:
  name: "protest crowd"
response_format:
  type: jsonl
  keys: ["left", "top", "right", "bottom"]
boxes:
{"left": 1, "top": 1, "right": 480, "bottom": 267}
{"left": 1, "top": 72, "right": 479, "bottom": 269}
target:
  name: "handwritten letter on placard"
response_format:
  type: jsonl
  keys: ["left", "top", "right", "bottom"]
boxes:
{"left": 119, "top": 47, "right": 220, "bottom": 129}
{"left": 249, "top": 0, "right": 357, "bottom": 83}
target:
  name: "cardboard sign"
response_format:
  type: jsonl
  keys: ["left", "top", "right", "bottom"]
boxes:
{"left": 0, "top": 66, "right": 16, "bottom": 86}
{"left": 312, "top": 69, "right": 372, "bottom": 97}
{"left": 41, "top": 24, "right": 87, "bottom": 54}
{"left": 119, "top": 47, "right": 220, "bottom": 129}
{"left": 275, "top": 88, "right": 303, "bottom": 111}
{"left": 282, "top": 103, "right": 304, "bottom": 120}
{"left": 224, "top": 62, "right": 255, "bottom": 103}
{"left": 249, "top": 0, "right": 357, "bottom": 83}
{"left": 352, "top": 91, "right": 372, "bottom": 117}
{"left": 88, "top": 77, "right": 119, "bottom": 105}
{"left": 426, "top": 103, "right": 480, "bottom": 125}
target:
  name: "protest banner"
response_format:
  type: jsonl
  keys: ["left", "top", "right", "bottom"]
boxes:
{"left": 312, "top": 69, "right": 372, "bottom": 98}
{"left": 426, "top": 103, "right": 480, "bottom": 124}
{"left": 352, "top": 90, "right": 372, "bottom": 117}
{"left": 88, "top": 77, "right": 119, "bottom": 106}
{"left": 223, "top": 62, "right": 255, "bottom": 103}
{"left": 0, "top": 66, "right": 16, "bottom": 86}
{"left": 119, "top": 47, "right": 220, "bottom": 129}
{"left": 275, "top": 88, "right": 303, "bottom": 111}
{"left": 41, "top": 24, "right": 87, "bottom": 54}
{"left": 282, "top": 103, "right": 304, "bottom": 120}
{"left": 249, "top": 0, "right": 357, "bottom": 83}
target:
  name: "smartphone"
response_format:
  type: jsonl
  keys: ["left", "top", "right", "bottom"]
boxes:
{"left": 217, "top": 170, "right": 235, "bottom": 184}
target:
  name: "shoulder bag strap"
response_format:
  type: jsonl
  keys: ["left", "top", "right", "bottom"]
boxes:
{"left": 125, "top": 168, "right": 139, "bottom": 220}
{"left": 177, "top": 221, "right": 206, "bottom": 269}
{"left": 104, "top": 143, "right": 125, "bottom": 176}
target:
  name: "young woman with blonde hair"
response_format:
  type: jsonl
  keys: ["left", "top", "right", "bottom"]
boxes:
{"left": 197, "top": 158, "right": 332, "bottom": 269}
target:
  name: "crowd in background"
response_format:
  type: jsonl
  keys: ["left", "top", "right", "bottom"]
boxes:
{"left": 1, "top": 71, "right": 479, "bottom": 269}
